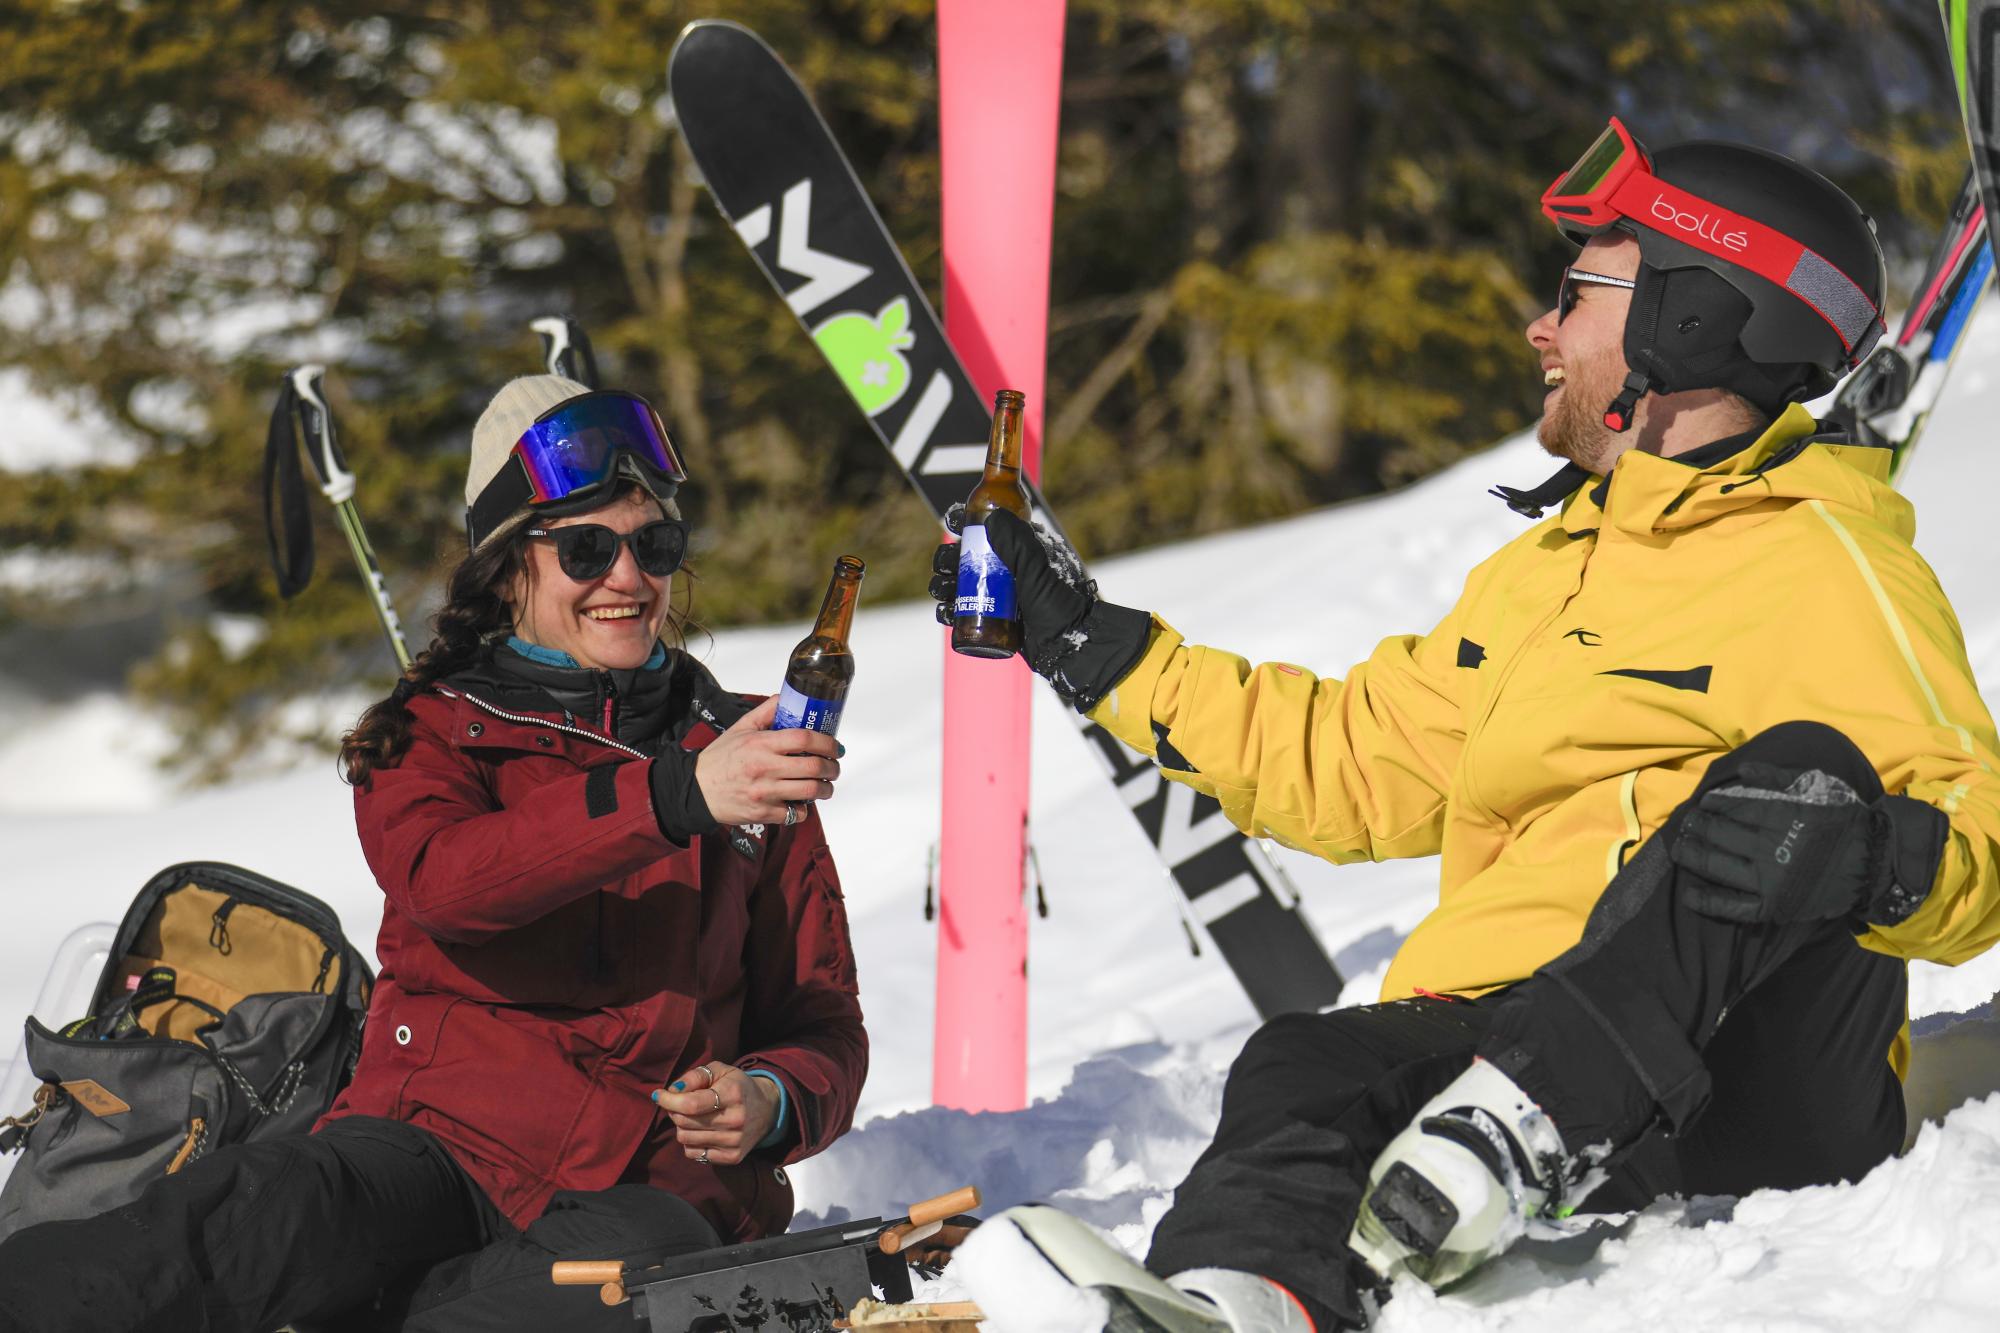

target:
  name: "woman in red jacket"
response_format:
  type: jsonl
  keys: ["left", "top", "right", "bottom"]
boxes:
{"left": 0, "top": 376, "right": 866, "bottom": 1333}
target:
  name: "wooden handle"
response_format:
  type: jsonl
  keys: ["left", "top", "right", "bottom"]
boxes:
{"left": 905, "top": 1185, "right": 980, "bottom": 1228}
{"left": 551, "top": 1260, "right": 623, "bottom": 1286}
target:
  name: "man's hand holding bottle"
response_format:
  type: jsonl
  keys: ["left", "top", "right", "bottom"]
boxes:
{"left": 928, "top": 507, "right": 1152, "bottom": 713}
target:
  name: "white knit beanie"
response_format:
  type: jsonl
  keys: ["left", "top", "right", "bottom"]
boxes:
{"left": 466, "top": 375, "right": 678, "bottom": 549}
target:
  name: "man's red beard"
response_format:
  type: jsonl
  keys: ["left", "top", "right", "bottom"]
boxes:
{"left": 1537, "top": 351, "right": 1623, "bottom": 470}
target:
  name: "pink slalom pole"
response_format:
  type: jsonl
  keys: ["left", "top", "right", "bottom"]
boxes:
{"left": 932, "top": 0, "right": 1066, "bottom": 1113}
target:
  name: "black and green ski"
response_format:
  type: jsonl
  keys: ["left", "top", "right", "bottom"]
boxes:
{"left": 665, "top": 19, "right": 1346, "bottom": 1020}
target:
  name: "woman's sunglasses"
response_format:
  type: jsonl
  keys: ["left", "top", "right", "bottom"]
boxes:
{"left": 524, "top": 519, "right": 690, "bottom": 581}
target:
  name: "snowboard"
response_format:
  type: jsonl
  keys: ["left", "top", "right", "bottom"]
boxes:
{"left": 665, "top": 19, "right": 1346, "bottom": 1020}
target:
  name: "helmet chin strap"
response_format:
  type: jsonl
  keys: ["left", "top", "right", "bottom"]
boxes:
{"left": 1602, "top": 369, "right": 1655, "bottom": 433}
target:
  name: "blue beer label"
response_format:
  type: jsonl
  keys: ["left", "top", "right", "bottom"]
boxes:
{"left": 774, "top": 681, "right": 843, "bottom": 736}
{"left": 954, "top": 523, "right": 1017, "bottom": 620}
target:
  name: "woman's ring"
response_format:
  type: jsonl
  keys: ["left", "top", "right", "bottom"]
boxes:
{"left": 698, "top": 1064, "right": 714, "bottom": 1082}
{"left": 711, "top": 1088, "right": 723, "bottom": 1112}
{"left": 784, "top": 802, "right": 801, "bottom": 827}
{"left": 697, "top": 1148, "right": 709, "bottom": 1165}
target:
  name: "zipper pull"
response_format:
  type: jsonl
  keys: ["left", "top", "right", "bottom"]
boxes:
{"left": 209, "top": 899, "right": 240, "bottom": 955}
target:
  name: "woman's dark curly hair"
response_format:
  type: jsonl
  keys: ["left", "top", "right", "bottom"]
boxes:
{"left": 339, "top": 484, "right": 695, "bottom": 785}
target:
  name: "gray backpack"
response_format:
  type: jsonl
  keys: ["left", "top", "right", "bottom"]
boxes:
{"left": 0, "top": 862, "right": 372, "bottom": 1240}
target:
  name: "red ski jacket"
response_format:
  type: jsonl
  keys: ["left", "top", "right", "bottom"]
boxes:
{"left": 318, "top": 651, "right": 866, "bottom": 1239}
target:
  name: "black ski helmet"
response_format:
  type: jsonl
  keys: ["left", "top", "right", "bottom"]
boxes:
{"left": 1544, "top": 121, "right": 1887, "bottom": 430}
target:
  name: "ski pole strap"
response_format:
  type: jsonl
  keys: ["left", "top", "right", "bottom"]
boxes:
{"left": 533, "top": 316, "right": 602, "bottom": 388}
{"left": 263, "top": 375, "right": 316, "bottom": 599}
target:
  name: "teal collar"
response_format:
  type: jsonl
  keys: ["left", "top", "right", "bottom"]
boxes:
{"left": 506, "top": 635, "right": 668, "bottom": 671}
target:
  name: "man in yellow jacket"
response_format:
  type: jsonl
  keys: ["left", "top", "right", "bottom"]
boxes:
{"left": 935, "top": 123, "right": 2000, "bottom": 1333}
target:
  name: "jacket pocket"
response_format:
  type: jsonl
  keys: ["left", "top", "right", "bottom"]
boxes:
{"left": 803, "top": 846, "right": 858, "bottom": 995}
{"left": 374, "top": 994, "right": 463, "bottom": 1118}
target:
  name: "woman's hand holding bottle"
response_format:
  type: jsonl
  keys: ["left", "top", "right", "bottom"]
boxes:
{"left": 694, "top": 696, "right": 840, "bottom": 826}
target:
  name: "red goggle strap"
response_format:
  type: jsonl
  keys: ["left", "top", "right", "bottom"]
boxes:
{"left": 1605, "top": 171, "right": 1880, "bottom": 361}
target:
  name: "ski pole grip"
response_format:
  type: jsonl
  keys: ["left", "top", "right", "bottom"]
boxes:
{"left": 907, "top": 1185, "right": 980, "bottom": 1228}
{"left": 551, "top": 1260, "right": 623, "bottom": 1287}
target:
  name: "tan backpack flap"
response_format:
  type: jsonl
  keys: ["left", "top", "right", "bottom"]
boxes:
{"left": 127, "top": 881, "right": 342, "bottom": 1009}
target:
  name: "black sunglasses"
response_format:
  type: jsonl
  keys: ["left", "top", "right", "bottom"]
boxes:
{"left": 523, "top": 519, "right": 690, "bottom": 581}
{"left": 1557, "top": 266, "right": 1637, "bottom": 322}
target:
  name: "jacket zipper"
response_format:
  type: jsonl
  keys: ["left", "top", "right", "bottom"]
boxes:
{"left": 435, "top": 686, "right": 648, "bottom": 759}
{"left": 438, "top": 685, "right": 638, "bottom": 985}
{"left": 1457, "top": 529, "right": 1599, "bottom": 823}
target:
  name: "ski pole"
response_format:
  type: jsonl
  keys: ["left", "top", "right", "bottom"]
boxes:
{"left": 531, "top": 316, "right": 602, "bottom": 388}
{"left": 286, "top": 366, "right": 412, "bottom": 669}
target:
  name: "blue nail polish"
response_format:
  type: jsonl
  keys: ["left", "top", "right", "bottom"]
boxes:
{"left": 671, "top": 1081, "right": 686, "bottom": 1092}
{"left": 651, "top": 1090, "right": 661, "bottom": 1103}
{"left": 836, "top": 743, "right": 847, "bottom": 758}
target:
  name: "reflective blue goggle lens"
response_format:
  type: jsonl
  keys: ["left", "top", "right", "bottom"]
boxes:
{"left": 514, "top": 391, "right": 686, "bottom": 505}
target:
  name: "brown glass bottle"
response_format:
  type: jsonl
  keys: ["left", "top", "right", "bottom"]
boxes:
{"left": 950, "top": 389, "right": 1031, "bottom": 659}
{"left": 773, "top": 555, "right": 865, "bottom": 736}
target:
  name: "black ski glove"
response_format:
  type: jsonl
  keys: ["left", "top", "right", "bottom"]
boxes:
{"left": 1669, "top": 761, "right": 1947, "bottom": 928}
{"left": 927, "top": 507, "right": 1153, "bottom": 713}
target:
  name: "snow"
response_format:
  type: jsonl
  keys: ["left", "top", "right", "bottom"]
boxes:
{"left": 4, "top": 303, "right": 2000, "bottom": 1326}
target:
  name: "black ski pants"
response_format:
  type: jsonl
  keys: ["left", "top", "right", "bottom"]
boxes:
{"left": 0, "top": 1115, "right": 720, "bottom": 1332}
{"left": 1144, "top": 721, "right": 1909, "bottom": 1331}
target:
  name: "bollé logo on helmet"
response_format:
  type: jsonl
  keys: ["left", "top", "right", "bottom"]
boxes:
{"left": 1647, "top": 195, "right": 1749, "bottom": 252}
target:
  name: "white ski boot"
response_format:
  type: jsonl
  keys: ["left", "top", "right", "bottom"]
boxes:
{"left": 1349, "top": 1057, "right": 1599, "bottom": 1289}
{"left": 962, "top": 1204, "right": 1318, "bottom": 1333}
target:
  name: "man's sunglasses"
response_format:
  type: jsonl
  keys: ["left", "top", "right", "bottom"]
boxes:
{"left": 523, "top": 519, "right": 690, "bottom": 581}
{"left": 1557, "top": 266, "right": 1636, "bottom": 322}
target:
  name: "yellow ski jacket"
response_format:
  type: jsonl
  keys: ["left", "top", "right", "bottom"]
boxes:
{"left": 1090, "top": 406, "right": 2000, "bottom": 1069}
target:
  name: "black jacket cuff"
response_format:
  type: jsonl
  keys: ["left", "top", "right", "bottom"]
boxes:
{"left": 1048, "top": 600, "right": 1154, "bottom": 714}
{"left": 1870, "top": 795, "right": 1949, "bottom": 926}
{"left": 649, "top": 748, "right": 719, "bottom": 846}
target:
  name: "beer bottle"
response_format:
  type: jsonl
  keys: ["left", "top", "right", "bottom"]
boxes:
{"left": 774, "top": 555, "right": 865, "bottom": 736}
{"left": 950, "top": 389, "right": 1031, "bottom": 658}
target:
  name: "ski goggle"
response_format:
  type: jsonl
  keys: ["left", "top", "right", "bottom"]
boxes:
{"left": 1557, "top": 267, "right": 1637, "bottom": 322}
{"left": 524, "top": 518, "right": 690, "bottom": 581}
{"left": 467, "top": 390, "right": 687, "bottom": 549}
{"left": 1541, "top": 117, "right": 1881, "bottom": 363}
